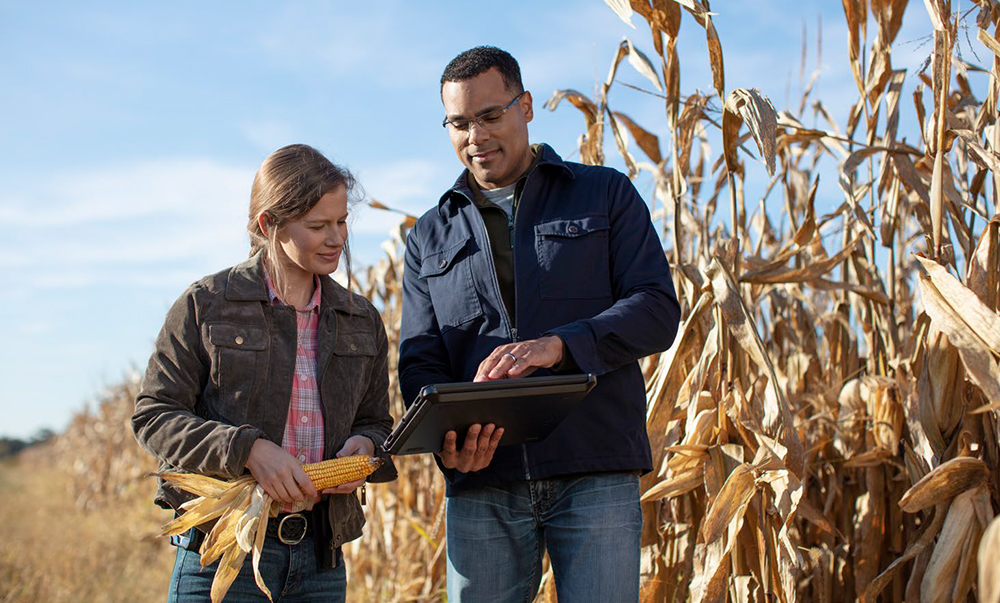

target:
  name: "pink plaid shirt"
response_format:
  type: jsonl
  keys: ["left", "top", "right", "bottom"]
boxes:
{"left": 263, "top": 271, "right": 326, "bottom": 472}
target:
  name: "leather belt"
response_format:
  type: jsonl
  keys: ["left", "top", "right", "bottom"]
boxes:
{"left": 266, "top": 512, "right": 311, "bottom": 545}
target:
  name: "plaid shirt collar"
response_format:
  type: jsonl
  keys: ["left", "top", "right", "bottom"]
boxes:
{"left": 263, "top": 270, "right": 322, "bottom": 313}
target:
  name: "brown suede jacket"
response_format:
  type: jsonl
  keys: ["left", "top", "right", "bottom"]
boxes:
{"left": 131, "top": 252, "right": 393, "bottom": 549}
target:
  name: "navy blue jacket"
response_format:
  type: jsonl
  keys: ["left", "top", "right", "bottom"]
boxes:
{"left": 399, "top": 144, "right": 680, "bottom": 492}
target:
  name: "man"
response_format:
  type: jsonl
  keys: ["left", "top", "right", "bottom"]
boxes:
{"left": 399, "top": 46, "right": 680, "bottom": 602}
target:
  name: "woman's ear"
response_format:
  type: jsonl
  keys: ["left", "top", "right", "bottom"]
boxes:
{"left": 257, "top": 212, "right": 272, "bottom": 237}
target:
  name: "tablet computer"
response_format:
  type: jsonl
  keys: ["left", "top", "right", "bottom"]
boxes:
{"left": 384, "top": 373, "right": 597, "bottom": 456}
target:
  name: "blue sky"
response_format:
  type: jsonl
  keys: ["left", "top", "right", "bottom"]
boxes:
{"left": 1, "top": 1, "right": 941, "bottom": 439}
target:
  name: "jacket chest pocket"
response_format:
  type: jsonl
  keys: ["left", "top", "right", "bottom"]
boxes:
{"left": 208, "top": 323, "right": 267, "bottom": 424}
{"left": 535, "top": 216, "right": 613, "bottom": 300}
{"left": 419, "top": 236, "right": 483, "bottom": 331}
{"left": 328, "top": 330, "right": 377, "bottom": 423}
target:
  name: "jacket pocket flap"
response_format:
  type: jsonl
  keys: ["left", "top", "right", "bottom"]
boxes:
{"left": 208, "top": 323, "right": 267, "bottom": 350}
{"left": 534, "top": 216, "right": 610, "bottom": 238}
{"left": 419, "top": 236, "right": 472, "bottom": 278}
{"left": 333, "top": 331, "right": 377, "bottom": 356}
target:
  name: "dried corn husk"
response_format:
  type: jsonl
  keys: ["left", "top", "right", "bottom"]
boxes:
{"left": 155, "top": 455, "right": 382, "bottom": 602}
{"left": 899, "top": 456, "right": 989, "bottom": 513}
{"left": 980, "top": 515, "right": 1000, "bottom": 603}
{"left": 920, "top": 485, "right": 990, "bottom": 603}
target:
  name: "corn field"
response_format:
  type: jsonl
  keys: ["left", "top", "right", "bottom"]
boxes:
{"left": 31, "top": 0, "right": 1000, "bottom": 601}
{"left": 538, "top": 0, "right": 1000, "bottom": 601}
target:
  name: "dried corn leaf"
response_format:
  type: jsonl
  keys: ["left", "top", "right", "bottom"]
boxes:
{"left": 614, "top": 111, "right": 663, "bottom": 164}
{"left": 251, "top": 497, "right": 272, "bottom": 601}
{"left": 863, "top": 502, "right": 948, "bottom": 602}
{"left": 159, "top": 479, "right": 256, "bottom": 538}
{"left": 722, "top": 88, "right": 778, "bottom": 177}
{"left": 605, "top": 0, "right": 637, "bottom": 28}
{"left": 701, "top": 463, "right": 756, "bottom": 544}
{"left": 978, "top": 26, "right": 1000, "bottom": 58}
{"left": 155, "top": 472, "right": 254, "bottom": 500}
{"left": 980, "top": 515, "right": 1000, "bottom": 603}
{"left": 966, "top": 217, "right": 1000, "bottom": 309}
{"left": 740, "top": 236, "right": 862, "bottom": 284}
{"left": 642, "top": 467, "right": 704, "bottom": 502}
{"left": 708, "top": 259, "right": 805, "bottom": 478}
{"left": 898, "top": 456, "right": 989, "bottom": 513}
{"left": 545, "top": 89, "right": 598, "bottom": 124}
{"left": 921, "top": 486, "right": 987, "bottom": 603}
{"left": 916, "top": 255, "right": 1000, "bottom": 411}
{"left": 705, "top": 18, "right": 724, "bottom": 98}
{"left": 625, "top": 37, "right": 663, "bottom": 92}
{"left": 368, "top": 198, "right": 418, "bottom": 222}
{"left": 647, "top": 293, "right": 714, "bottom": 474}
{"left": 669, "top": 0, "right": 713, "bottom": 24}
{"left": 211, "top": 542, "right": 250, "bottom": 603}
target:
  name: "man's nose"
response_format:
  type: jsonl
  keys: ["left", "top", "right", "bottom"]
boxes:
{"left": 467, "top": 120, "right": 490, "bottom": 144}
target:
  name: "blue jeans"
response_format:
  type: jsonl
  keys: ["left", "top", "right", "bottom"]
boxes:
{"left": 167, "top": 533, "right": 346, "bottom": 602}
{"left": 445, "top": 471, "right": 642, "bottom": 603}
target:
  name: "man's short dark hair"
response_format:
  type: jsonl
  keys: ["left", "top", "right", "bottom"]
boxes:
{"left": 440, "top": 46, "right": 523, "bottom": 95}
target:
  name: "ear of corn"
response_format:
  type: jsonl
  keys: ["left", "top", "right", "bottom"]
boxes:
{"left": 152, "top": 454, "right": 383, "bottom": 603}
{"left": 303, "top": 455, "right": 383, "bottom": 490}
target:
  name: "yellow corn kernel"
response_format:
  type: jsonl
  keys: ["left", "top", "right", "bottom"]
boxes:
{"left": 302, "top": 455, "right": 383, "bottom": 490}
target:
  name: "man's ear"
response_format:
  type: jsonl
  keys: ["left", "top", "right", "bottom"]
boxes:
{"left": 521, "top": 90, "right": 534, "bottom": 124}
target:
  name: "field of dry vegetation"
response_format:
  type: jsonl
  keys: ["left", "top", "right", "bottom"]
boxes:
{"left": 4, "top": 0, "right": 1000, "bottom": 601}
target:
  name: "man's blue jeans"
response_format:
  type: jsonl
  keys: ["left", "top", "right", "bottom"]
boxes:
{"left": 445, "top": 471, "right": 642, "bottom": 603}
{"left": 167, "top": 533, "right": 346, "bottom": 602}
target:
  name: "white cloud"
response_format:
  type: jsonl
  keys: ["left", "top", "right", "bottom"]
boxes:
{"left": 351, "top": 158, "right": 446, "bottom": 234}
{"left": 2, "top": 156, "right": 452, "bottom": 297}
{"left": 2, "top": 158, "right": 252, "bottom": 227}
{"left": 2, "top": 158, "right": 254, "bottom": 299}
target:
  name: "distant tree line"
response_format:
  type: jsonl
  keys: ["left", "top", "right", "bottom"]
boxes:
{"left": 0, "top": 429, "right": 55, "bottom": 459}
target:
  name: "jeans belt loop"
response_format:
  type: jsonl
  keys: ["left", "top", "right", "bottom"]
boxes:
{"left": 277, "top": 512, "right": 307, "bottom": 545}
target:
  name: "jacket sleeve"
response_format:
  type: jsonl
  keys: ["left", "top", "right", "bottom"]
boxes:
{"left": 348, "top": 303, "right": 394, "bottom": 445}
{"left": 398, "top": 225, "right": 456, "bottom": 406}
{"left": 131, "top": 286, "right": 264, "bottom": 478}
{"left": 546, "top": 172, "right": 681, "bottom": 375}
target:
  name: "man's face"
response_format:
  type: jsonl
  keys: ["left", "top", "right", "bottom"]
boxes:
{"left": 441, "top": 68, "right": 534, "bottom": 190}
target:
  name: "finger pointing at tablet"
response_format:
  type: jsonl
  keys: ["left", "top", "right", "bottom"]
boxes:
{"left": 438, "top": 423, "right": 505, "bottom": 472}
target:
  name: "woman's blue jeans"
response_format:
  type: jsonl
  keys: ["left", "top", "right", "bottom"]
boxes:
{"left": 167, "top": 533, "right": 346, "bottom": 602}
{"left": 445, "top": 471, "right": 642, "bottom": 603}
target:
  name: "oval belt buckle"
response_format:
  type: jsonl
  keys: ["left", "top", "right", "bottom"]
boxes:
{"left": 277, "top": 513, "right": 307, "bottom": 545}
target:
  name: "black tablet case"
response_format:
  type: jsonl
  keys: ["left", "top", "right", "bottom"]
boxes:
{"left": 384, "top": 374, "right": 597, "bottom": 455}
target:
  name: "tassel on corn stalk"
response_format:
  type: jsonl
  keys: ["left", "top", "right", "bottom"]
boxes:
{"left": 154, "top": 455, "right": 383, "bottom": 603}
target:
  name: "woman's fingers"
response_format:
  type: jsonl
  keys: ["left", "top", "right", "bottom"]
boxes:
{"left": 246, "top": 438, "right": 317, "bottom": 503}
{"left": 321, "top": 477, "right": 366, "bottom": 495}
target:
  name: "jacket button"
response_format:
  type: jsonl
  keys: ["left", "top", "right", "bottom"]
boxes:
{"left": 567, "top": 225, "right": 579, "bottom": 234}
{"left": 438, "top": 259, "right": 447, "bottom": 269}
{"left": 235, "top": 336, "right": 244, "bottom": 345}
{"left": 350, "top": 343, "right": 358, "bottom": 351}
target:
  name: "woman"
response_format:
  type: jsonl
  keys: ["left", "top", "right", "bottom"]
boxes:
{"left": 132, "top": 144, "right": 393, "bottom": 602}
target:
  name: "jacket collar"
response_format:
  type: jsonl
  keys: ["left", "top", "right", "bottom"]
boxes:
{"left": 437, "top": 143, "right": 574, "bottom": 215}
{"left": 226, "top": 251, "right": 363, "bottom": 315}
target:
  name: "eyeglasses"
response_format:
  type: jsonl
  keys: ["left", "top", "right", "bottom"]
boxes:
{"left": 442, "top": 91, "right": 526, "bottom": 132}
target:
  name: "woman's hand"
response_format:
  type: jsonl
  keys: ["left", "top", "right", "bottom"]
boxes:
{"left": 245, "top": 438, "right": 318, "bottom": 505}
{"left": 319, "top": 435, "right": 376, "bottom": 496}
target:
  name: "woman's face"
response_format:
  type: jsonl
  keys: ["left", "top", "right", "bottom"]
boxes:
{"left": 274, "top": 185, "right": 349, "bottom": 282}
